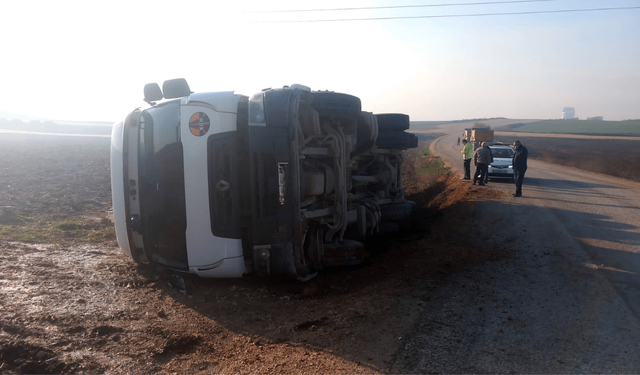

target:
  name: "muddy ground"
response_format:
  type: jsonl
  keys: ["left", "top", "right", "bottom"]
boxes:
{"left": 1, "top": 131, "right": 635, "bottom": 373}
{"left": 0, "top": 133, "right": 504, "bottom": 374}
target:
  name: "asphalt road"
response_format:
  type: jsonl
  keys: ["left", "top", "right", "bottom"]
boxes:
{"left": 392, "top": 122, "right": 640, "bottom": 373}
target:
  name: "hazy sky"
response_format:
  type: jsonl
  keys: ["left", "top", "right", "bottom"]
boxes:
{"left": 1, "top": 0, "right": 638, "bottom": 122}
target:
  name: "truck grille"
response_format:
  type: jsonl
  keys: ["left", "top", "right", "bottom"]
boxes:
{"left": 208, "top": 132, "right": 240, "bottom": 239}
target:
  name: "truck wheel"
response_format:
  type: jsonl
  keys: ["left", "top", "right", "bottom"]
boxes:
{"left": 376, "top": 131, "right": 418, "bottom": 149}
{"left": 311, "top": 92, "right": 361, "bottom": 118}
{"left": 380, "top": 202, "right": 413, "bottom": 221}
{"left": 355, "top": 111, "right": 378, "bottom": 153}
{"left": 375, "top": 113, "right": 410, "bottom": 131}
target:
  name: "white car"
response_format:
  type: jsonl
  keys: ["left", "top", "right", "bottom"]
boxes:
{"left": 487, "top": 144, "right": 515, "bottom": 181}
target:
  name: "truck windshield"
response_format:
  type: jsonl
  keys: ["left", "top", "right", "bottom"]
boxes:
{"left": 138, "top": 101, "right": 188, "bottom": 269}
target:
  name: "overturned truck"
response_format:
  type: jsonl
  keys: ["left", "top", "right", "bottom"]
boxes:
{"left": 110, "top": 79, "right": 418, "bottom": 280}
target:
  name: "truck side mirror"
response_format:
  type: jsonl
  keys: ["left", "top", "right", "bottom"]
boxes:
{"left": 163, "top": 78, "right": 191, "bottom": 99}
{"left": 143, "top": 83, "right": 163, "bottom": 105}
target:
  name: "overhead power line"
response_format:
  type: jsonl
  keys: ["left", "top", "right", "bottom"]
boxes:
{"left": 240, "top": 0, "right": 560, "bottom": 14}
{"left": 248, "top": 6, "right": 640, "bottom": 23}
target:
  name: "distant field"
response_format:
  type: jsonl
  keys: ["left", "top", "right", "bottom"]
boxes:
{"left": 410, "top": 118, "right": 506, "bottom": 129}
{"left": 410, "top": 121, "right": 447, "bottom": 128}
{"left": 0, "top": 119, "right": 112, "bottom": 136}
{"left": 493, "top": 135, "right": 640, "bottom": 182}
{"left": 499, "top": 119, "right": 640, "bottom": 136}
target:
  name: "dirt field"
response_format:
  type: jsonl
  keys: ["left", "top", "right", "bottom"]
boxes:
{"left": 0, "top": 133, "right": 504, "bottom": 374}
{"left": 2, "top": 128, "right": 639, "bottom": 373}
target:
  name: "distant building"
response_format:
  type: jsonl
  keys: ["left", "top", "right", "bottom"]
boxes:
{"left": 587, "top": 116, "right": 603, "bottom": 121}
{"left": 562, "top": 107, "right": 576, "bottom": 119}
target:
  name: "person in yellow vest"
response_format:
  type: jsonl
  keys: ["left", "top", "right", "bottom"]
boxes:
{"left": 461, "top": 139, "right": 473, "bottom": 180}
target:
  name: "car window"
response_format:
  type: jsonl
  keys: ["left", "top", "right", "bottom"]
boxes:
{"left": 490, "top": 148, "right": 514, "bottom": 158}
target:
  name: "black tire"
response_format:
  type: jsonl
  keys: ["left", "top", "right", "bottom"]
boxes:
{"left": 311, "top": 92, "right": 361, "bottom": 118}
{"left": 376, "top": 131, "right": 418, "bottom": 149}
{"left": 375, "top": 113, "right": 410, "bottom": 131}
{"left": 355, "top": 112, "right": 377, "bottom": 153}
{"left": 380, "top": 202, "right": 413, "bottom": 221}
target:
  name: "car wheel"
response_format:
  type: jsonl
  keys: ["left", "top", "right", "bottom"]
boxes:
{"left": 375, "top": 113, "right": 410, "bottom": 131}
{"left": 311, "top": 92, "right": 361, "bottom": 118}
{"left": 376, "top": 131, "right": 418, "bottom": 149}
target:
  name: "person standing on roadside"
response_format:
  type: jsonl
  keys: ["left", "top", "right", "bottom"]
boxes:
{"left": 473, "top": 142, "right": 493, "bottom": 186}
{"left": 512, "top": 140, "right": 528, "bottom": 197}
{"left": 461, "top": 139, "right": 473, "bottom": 180}
{"left": 457, "top": 137, "right": 460, "bottom": 146}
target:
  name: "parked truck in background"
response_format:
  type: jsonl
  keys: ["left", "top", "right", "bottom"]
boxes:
{"left": 110, "top": 79, "right": 418, "bottom": 280}
{"left": 463, "top": 127, "right": 494, "bottom": 149}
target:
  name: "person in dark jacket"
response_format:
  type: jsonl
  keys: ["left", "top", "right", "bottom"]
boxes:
{"left": 473, "top": 142, "right": 493, "bottom": 186}
{"left": 512, "top": 140, "right": 528, "bottom": 197}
